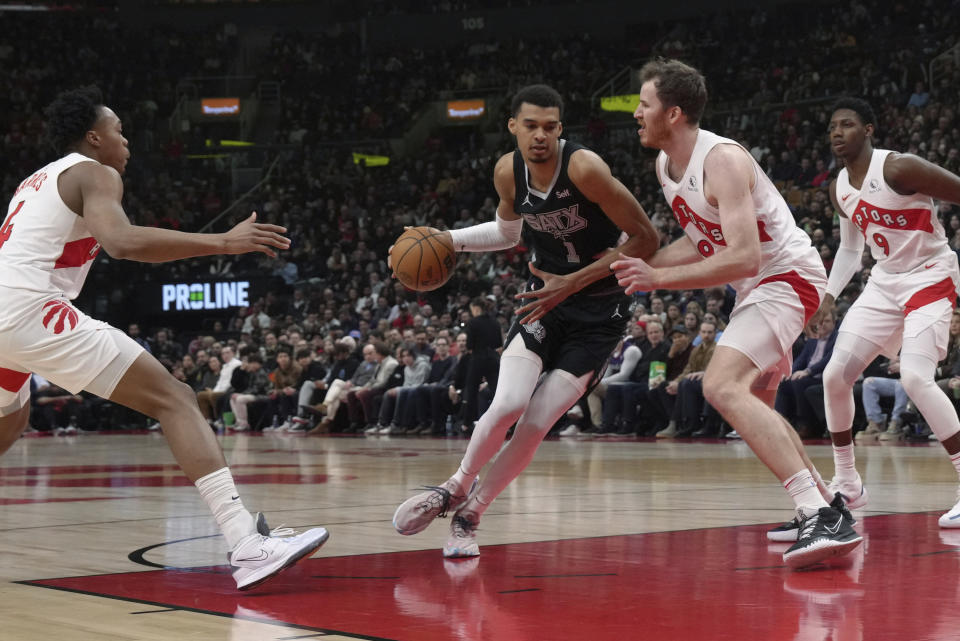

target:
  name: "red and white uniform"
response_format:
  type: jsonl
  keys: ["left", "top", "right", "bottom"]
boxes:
{"left": 0, "top": 154, "right": 143, "bottom": 413}
{"left": 658, "top": 129, "right": 827, "bottom": 385}
{"left": 836, "top": 148, "right": 959, "bottom": 358}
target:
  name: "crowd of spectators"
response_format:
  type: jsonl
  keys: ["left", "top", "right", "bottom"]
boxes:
{"left": 5, "top": 0, "right": 960, "bottom": 438}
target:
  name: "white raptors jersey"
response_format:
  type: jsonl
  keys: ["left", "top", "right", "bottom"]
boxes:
{"left": 657, "top": 129, "right": 822, "bottom": 298}
{"left": 836, "top": 148, "right": 950, "bottom": 273}
{"left": 0, "top": 153, "right": 101, "bottom": 299}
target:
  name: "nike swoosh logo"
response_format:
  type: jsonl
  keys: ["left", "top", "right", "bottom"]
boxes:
{"left": 825, "top": 517, "right": 844, "bottom": 534}
{"left": 235, "top": 550, "right": 269, "bottom": 562}
{"left": 231, "top": 495, "right": 240, "bottom": 501}
{"left": 948, "top": 513, "right": 960, "bottom": 520}
{"left": 925, "top": 263, "right": 936, "bottom": 269}
{"left": 841, "top": 194, "right": 851, "bottom": 201}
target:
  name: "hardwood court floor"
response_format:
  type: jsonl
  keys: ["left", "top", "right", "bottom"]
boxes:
{"left": 1, "top": 430, "right": 959, "bottom": 640}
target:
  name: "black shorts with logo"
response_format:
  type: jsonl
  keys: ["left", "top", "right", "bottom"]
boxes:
{"left": 505, "top": 287, "right": 630, "bottom": 387}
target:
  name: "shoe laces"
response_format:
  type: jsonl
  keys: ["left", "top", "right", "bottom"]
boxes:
{"left": 796, "top": 511, "right": 821, "bottom": 539}
{"left": 267, "top": 524, "right": 296, "bottom": 537}
{"left": 451, "top": 514, "right": 478, "bottom": 538}
{"left": 417, "top": 484, "right": 462, "bottom": 518}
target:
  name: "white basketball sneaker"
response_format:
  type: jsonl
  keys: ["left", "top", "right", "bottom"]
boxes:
{"left": 827, "top": 474, "right": 869, "bottom": 510}
{"left": 939, "top": 490, "right": 960, "bottom": 528}
{"left": 393, "top": 477, "right": 479, "bottom": 536}
{"left": 229, "top": 523, "right": 329, "bottom": 591}
{"left": 443, "top": 512, "right": 480, "bottom": 558}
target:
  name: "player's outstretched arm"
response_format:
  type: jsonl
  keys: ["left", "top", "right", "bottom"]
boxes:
{"left": 611, "top": 144, "right": 761, "bottom": 293}
{"left": 514, "top": 150, "right": 658, "bottom": 323}
{"left": 884, "top": 152, "right": 960, "bottom": 205}
{"left": 78, "top": 163, "right": 289, "bottom": 263}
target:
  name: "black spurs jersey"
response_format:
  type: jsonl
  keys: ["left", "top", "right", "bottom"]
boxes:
{"left": 513, "top": 139, "right": 625, "bottom": 297}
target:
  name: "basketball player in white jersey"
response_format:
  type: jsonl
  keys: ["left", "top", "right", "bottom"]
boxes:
{"left": 392, "top": 84, "right": 659, "bottom": 558}
{"left": 0, "top": 86, "right": 328, "bottom": 590}
{"left": 611, "top": 59, "right": 861, "bottom": 568}
{"left": 813, "top": 97, "right": 960, "bottom": 526}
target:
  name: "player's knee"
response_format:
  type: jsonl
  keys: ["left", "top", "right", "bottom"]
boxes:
{"left": 702, "top": 376, "right": 738, "bottom": 411}
{"left": 823, "top": 359, "right": 847, "bottom": 390}
{"left": 899, "top": 368, "right": 927, "bottom": 397}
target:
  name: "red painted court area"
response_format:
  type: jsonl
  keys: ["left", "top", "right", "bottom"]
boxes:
{"left": 22, "top": 513, "right": 960, "bottom": 641}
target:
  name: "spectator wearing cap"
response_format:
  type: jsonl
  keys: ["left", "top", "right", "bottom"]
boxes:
{"left": 656, "top": 321, "right": 720, "bottom": 438}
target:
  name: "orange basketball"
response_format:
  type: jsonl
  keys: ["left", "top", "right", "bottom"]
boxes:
{"left": 390, "top": 227, "right": 456, "bottom": 291}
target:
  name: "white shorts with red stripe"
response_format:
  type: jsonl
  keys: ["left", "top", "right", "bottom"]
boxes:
{"left": 719, "top": 264, "right": 826, "bottom": 390}
{"left": 0, "top": 286, "right": 144, "bottom": 416}
{"left": 838, "top": 254, "right": 960, "bottom": 360}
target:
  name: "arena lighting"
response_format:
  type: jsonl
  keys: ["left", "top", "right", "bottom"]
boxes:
{"left": 447, "top": 99, "right": 485, "bottom": 120}
{"left": 201, "top": 97, "right": 240, "bottom": 115}
{"left": 600, "top": 94, "right": 641, "bottom": 113}
{"left": 161, "top": 281, "right": 250, "bottom": 311}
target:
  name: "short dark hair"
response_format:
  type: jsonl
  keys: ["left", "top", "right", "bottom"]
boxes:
{"left": 511, "top": 84, "right": 563, "bottom": 119}
{"left": 638, "top": 58, "right": 708, "bottom": 126}
{"left": 44, "top": 85, "right": 104, "bottom": 154}
{"left": 372, "top": 340, "right": 391, "bottom": 357}
{"left": 247, "top": 352, "right": 263, "bottom": 364}
{"left": 295, "top": 348, "right": 312, "bottom": 360}
{"left": 830, "top": 97, "right": 877, "bottom": 128}
{"left": 470, "top": 296, "right": 487, "bottom": 310}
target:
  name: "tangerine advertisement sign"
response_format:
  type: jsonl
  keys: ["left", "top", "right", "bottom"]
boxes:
{"left": 447, "top": 99, "right": 485, "bottom": 120}
{"left": 201, "top": 97, "right": 240, "bottom": 116}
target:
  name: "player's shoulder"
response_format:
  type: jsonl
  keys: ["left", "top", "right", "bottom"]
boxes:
{"left": 66, "top": 159, "right": 122, "bottom": 189}
{"left": 567, "top": 145, "right": 610, "bottom": 181}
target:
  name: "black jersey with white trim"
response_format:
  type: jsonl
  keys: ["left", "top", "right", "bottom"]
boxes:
{"left": 512, "top": 139, "right": 624, "bottom": 297}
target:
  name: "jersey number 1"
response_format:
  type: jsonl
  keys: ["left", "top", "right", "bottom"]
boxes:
{"left": 562, "top": 241, "right": 580, "bottom": 263}
{"left": 0, "top": 201, "right": 24, "bottom": 250}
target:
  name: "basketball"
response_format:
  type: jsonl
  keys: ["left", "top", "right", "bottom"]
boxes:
{"left": 390, "top": 226, "right": 456, "bottom": 291}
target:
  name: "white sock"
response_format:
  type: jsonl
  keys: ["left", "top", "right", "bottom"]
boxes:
{"left": 784, "top": 469, "right": 829, "bottom": 518}
{"left": 950, "top": 452, "right": 960, "bottom": 483}
{"left": 195, "top": 467, "right": 256, "bottom": 549}
{"left": 810, "top": 466, "right": 833, "bottom": 502}
{"left": 832, "top": 444, "right": 858, "bottom": 484}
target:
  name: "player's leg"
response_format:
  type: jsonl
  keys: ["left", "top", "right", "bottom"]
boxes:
{"left": 101, "top": 348, "right": 328, "bottom": 589}
{"left": 898, "top": 305, "right": 960, "bottom": 526}
{"left": 393, "top": 334, "right": 542, "bottom": 536}
{"left": 443, "top": 367, "right": 591, "bottom": 558}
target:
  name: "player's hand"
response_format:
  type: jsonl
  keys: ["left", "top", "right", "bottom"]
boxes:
{"left": 514, "top": 262, "right": 579, "bottom": 324}
{"left": 807, "top": 295, "right": 835, "bottom": 330}
{"left": 222, "top": 212, "right": 290, "bottom": 258}
{"left": 610, "top": 254, "right": 659, "bottom": 295}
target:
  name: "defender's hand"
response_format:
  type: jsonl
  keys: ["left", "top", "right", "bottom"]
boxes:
{"left": 223, "top": 212, "right": 290, "bottom": 258}
{"left": 610, "top": 254, "right": 659, "bottom": 295}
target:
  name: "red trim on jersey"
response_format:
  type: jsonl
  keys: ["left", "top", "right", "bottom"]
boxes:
{"left": 757, "top": 270, "right": 821, "bottom": 323}
{"left": 904, "top": 277, "right": 957, "bottom": 317}
{"left": 54, "top": 237, "right": 100, "bottom": 269}
{"left": 670, "top": 195, "right": 773, "bottom": 249}
{"left": 851, "top": 200, "right": 934, "bottom": 236}
{"left": 0, "top": 367, "right": 30, "bottom": 393}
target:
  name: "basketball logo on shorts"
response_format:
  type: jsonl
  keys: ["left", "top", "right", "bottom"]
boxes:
{"left": 523, "top": 319, "right": 546, "bottom": 343}
{"left": 41, "top": 300, "right": 78, "bottom": 335}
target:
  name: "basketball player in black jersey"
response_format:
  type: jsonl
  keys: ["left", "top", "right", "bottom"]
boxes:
{"left": 392, "top": 84, "right": 659, "bottom": 557}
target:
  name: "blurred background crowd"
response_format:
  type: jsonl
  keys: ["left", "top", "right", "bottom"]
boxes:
{"left": 4, "top": 0, "right": 960, "bottom": 439}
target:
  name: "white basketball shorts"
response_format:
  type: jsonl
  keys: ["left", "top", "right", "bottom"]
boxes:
{"left": 719, "top": 264, "right": 826, "bottom": 390}
{"left": 838, "top": 256, "right": 960, "bottom": 361}
{"left": 0, "top": 287, "right": 144, "bottom": 416}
